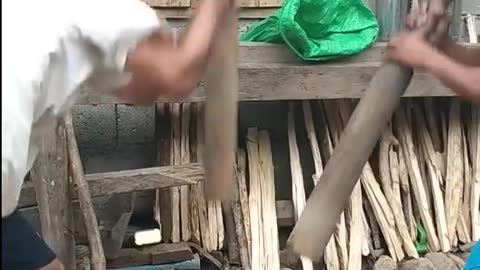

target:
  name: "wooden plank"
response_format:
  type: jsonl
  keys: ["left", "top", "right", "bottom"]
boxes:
{"left": 153, "top": 7, "right": 277, "bottom": 18}
{"left": 20, "top": 199, "right": 297, "bottom": 246}
{"left": 20, "top": 163, "right": 204, "bottom": 208}
{"left": 143, "top": 0, "right": 190, "bottom": 7}
{"left": 29, "top": 119, "right": 76, "bottom": 270}
{"left": 239, "top": 0, "right": 258, "bottom": 7}
{"left": 75, "top": 43, "right": 479, "bottom": 104}
{"left": 259, "top": 0, "right": 282, "bottom": 7}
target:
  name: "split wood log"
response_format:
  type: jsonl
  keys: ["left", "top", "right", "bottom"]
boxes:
{"left": 154, "top": 103, "right": 171, "bottom": 242}
{"left": 322, "top": 101, "right": 349, "bottom": 270}
{"left": 180, "top": 103, "right": 192, "bottom": 242}
{"left": 397, "top": 143, "right": 417, "bottom": 241}
{"left": 287, "top": 103, "right": 314, "bottom": 270}
{"left": 389, "top": 146, "right": 402, "bottom": 215}
{"left": 471, "top": 104, "right": 480, "bottom": 241}
{"left": 216, "top": 200, "right": 225, "bottom": 250}
{"left": 458, "top": 126, "right": 472, "bottom": 244}
{"left": 258, "top": 131, "right": 281, "bottom": 270}
{"left": 302, "top": 101, "right": 340, "bottom": 270}
{"left": 246, "top": 128, "right": 265, "bottom": 270}
{"left": 223, "top": 201, "right": 241, "bottom": 265}
{"left": 232, "top": 152, "right": 251, "bottom": 270}
{"left": 323, "top": 104, "right": 349, "bottom": 269}
{"left": 364, "top": 200, "right": 381, "bottom": 250}
{"left": 379, "top": 126, "right": 418, "bottom": 258}
{"left": 347, "top": 182, "right": 363, "bottom": 270}
{"left": 362, "top": 162, "right": 404, "bottom": 262}
{"left": 194, "top": 103, "right": 213, "bottom": 251}
{"left": 336, "top": 101, "right": 367, "bottom": 269}
{"left": 361, "top": 208, "right": 373, "bottom": 256}
{"left": 30, "top": 119, "right": 76, "bottom": 270}
{"left": 65, "top": 114, "right": 106, "bottom": 270}
{"left": 445, "top": 100, "right": 464, "bottom": 245}
{"left": 413, "top": 106, "right": 450, "bottom": 252}
{"left": 424, "top": 98, "right": 444, "bottom": 153}
{"left": 203, "top": 0, "right": 238, "bottom": 200}
{"left": 237, "top": 149, "right": 252, "bottom": 259}
{"left": 466, "top": 14, "right": 480, "bottom": 242}
{"left": 171, "top": 103, "right": 182, "bottom": 243}
{"left": 395, "top": 106, "right": 441, "bottom": 252}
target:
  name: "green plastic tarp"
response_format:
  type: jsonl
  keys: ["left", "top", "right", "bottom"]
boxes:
{"left": 240, "top": 0, "right": 379, "bottom": 61}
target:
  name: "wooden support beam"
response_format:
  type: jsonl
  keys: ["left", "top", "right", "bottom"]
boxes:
{"left": 65, "top": 114, "right": 106, "bottom": 270}
{"left": 76, "top": 43, "right": 478, "bottom": 105}
{"left": 29, "top": 120, "right": 76, "bottom": 270}
{"left": 20, "top": 163, "right": 204, "bottom": 208}
{"left": 20, "top": 200, "right": 296, "bottom": 246}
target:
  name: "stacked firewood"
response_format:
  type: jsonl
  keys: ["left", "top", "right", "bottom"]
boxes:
{"left": 154, "top": 103, "right": 224, "bottom": 252}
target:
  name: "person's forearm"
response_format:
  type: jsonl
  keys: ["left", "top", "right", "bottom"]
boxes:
{"left": 177, "top": 0, "right": 230, "bottom": 75}
{"left": 442, "top": 39, "right": 480, "bottom": 67}
{"left": 425, "top": 50, "right": 480, "bottom": 102}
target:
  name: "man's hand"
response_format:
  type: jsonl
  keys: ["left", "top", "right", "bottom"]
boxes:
{"left": 387, "top": 31, "right": 438, "bottom": 69}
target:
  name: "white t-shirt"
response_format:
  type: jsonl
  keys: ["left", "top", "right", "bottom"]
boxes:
{"left": 2, "top": 0, "right": 161, "bottom": 217}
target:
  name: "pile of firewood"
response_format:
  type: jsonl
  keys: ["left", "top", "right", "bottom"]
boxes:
{"left": 150, "top": 98, "right": 478, "bottom": 270}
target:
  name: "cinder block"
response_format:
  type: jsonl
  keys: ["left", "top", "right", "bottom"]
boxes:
{"left": 72, "top": 104, "right": 117, "bottom": 149}
{"left": 117, "top": 105, "right": 155, "bottom": 144}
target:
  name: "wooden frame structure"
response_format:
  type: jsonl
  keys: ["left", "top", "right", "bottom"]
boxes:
{"left": 23, "top": 40, "right": 478, "bottom": 269}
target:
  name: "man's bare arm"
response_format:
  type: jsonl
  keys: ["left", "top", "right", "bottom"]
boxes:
{"left": 121, "top": 0, "right": 231, "bottom": 104}
{"left": 426, "top": 49, "right": 480, "bottom": 102}
{"left": 442, "top": 39, "right": 480, "bottom": 67}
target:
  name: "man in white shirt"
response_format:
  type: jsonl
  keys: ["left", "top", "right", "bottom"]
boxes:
{"left": 2, "top": 0, "right": 233, "bottom": 269}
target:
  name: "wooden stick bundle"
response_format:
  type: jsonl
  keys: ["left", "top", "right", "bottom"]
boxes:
{"left": 394, "top": 105, "right": 441, "bottom": 252}
{"left": 413, "top": 104, "right": 450, "bottom": 252}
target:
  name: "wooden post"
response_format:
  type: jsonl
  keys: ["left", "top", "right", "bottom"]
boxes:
{"left": 30, "top": 119, "right": 76, "bottom": 270}
{"left": 65, "top": 114, "right": 106, "bottom": 270}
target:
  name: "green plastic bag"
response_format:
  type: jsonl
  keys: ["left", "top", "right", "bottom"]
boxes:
{"left": 240, "top": 0, "right": 379, "bottom": 61}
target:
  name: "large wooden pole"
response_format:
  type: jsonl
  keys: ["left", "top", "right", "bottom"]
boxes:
{"left": 203, "top": 0, "right": 238, "bottom": 200}
{"left": 288, "top": 0, "right": 452, "bottom": 261}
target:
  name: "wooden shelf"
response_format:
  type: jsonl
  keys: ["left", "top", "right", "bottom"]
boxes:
{"left": 77, "top": 42, "right": 479, "bottom": 105}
